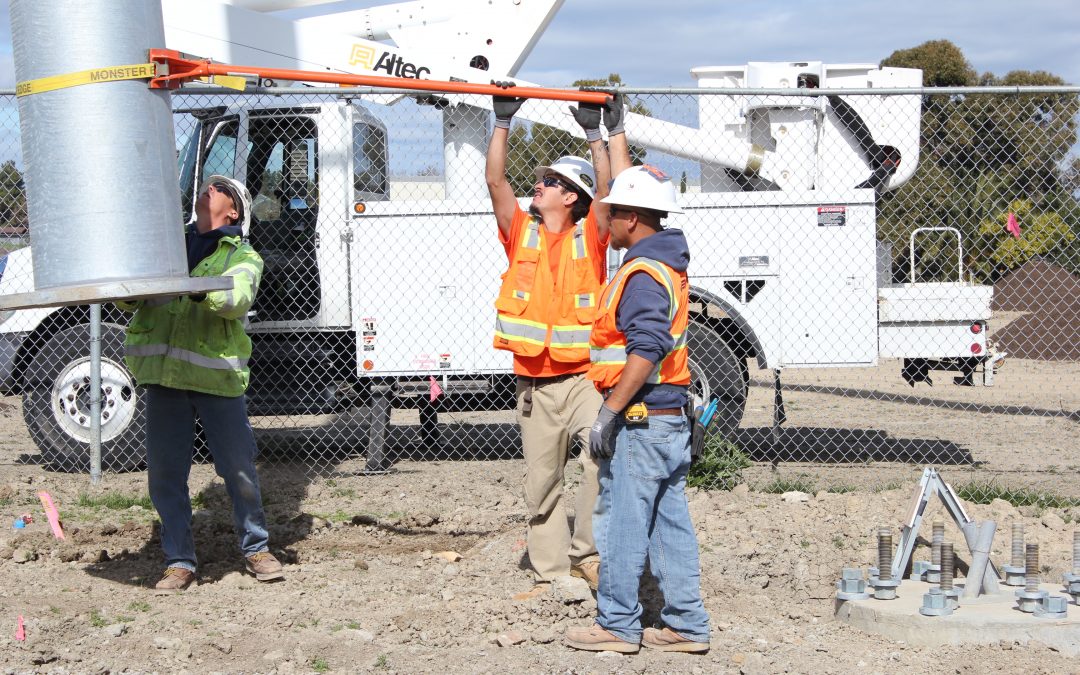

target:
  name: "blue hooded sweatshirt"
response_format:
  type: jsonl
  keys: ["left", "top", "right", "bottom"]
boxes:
{"left": 614, "top": 228, "right": 691, "bottom": 410}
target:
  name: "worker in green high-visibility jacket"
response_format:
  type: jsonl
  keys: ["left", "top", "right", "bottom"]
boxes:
{"left": 117, "top": 175, "right": 282, "bottom": 594}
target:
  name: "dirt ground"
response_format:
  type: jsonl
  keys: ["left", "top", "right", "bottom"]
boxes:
{"left": 1, "top": 355, "right": 1079, "bottom": 673}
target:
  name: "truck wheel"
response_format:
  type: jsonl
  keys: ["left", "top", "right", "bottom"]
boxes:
{"left": 686, "top": 321, "right": 748, "bottom": 439}
{"left": 21, "top": 324, "right": 146, "bottom": 472}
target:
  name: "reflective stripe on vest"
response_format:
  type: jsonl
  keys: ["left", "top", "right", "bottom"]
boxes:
{"left": 601, "top": 258, "right": 678, "bottom": 320}
{"left": 125, "top": 343, "right": 248, "bottom": 370}
{"left": 550, "top": 324, "right": 593, "bottom": 350}
{"left": 494, "top": 313, "right": 548, "bottom": 347}
{"left": 588, "top": 330, "right": 688, "bottom": 384}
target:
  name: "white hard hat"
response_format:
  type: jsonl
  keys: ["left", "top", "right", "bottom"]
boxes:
{"left": 600, "top": 165, "right": 683, "bottom": 215}
{"left": 201, "top": 174, "right": 253, "bottom": 236}
{"left": 534, "top": 156, "right": 596, "bottom": 199}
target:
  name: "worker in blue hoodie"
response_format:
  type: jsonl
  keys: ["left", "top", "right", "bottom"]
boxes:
{"left": 566, "top": 161, "right": 710, "bottom": 654}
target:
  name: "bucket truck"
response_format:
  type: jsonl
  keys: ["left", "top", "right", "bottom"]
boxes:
{"left": 0, "top": 0, "right": 997, "bottom": 471}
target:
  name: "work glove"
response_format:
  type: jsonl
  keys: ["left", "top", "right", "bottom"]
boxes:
{"left": 603, "top": 93, "right": 625, "bottom": 136}
{"left": 690, "top": 406, "right": 706, "bottom": 462}
{"left": 569, "top": 102, "right": 603, "bottom": 142}
{"left": 589, "top": 404, "right": 620, "bottom": 460}
{"left": 491, "top": 81, "right": 524, "bottom": 129}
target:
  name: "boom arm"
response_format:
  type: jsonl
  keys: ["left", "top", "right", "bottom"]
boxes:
{"left": 163, "top": 1, "right": 920, "bottom": 191}
{"left": 163, "top": 0, "right": 563, "bottom": 85}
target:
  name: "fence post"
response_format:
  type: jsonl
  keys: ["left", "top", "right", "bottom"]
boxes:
{"left": 89, "top": 303, "right": 102, "bottom": 484}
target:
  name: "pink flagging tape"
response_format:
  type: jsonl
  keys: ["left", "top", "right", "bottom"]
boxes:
{"left": 1006, "top": 212, "right": 1022, "bottom": 238}
{"left": 37, "top": 491, "right": 65, "bottom": 540}
{"left": 15, "top": 615, "right": 25, "bottom": 641}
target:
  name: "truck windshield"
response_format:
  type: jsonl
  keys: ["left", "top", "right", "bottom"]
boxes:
{"left": 177, "top": 121, "right": 200, "bottom": 222}
{"left": 178, "top": 117, "right": 240, "bottom": 223}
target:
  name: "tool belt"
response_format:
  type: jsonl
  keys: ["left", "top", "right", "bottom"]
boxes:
{"left": 647, "top": 407, "right": 684, "bottom": 416}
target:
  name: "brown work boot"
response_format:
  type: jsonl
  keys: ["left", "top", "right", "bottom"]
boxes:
{"left": 642, "top": 627, "right": 710, "bottom": 653}
{"left": 153, "top": 567, "right": 196, "bottom": 595}
{"left": 245, "top": 551, "right": 284, "bottom": 581}
{"left": 565, "top": 625, "right": 639, "bottom": 653}
{"left": 570, "top": 560, "right": 600, "bottom": 591}
{"left": 512, "top": 582, "right": 550, "bottom": 602}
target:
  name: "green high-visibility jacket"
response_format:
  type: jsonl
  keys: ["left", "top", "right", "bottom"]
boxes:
{"left": 117, "top": 235, "right": 264, "bottom": 398}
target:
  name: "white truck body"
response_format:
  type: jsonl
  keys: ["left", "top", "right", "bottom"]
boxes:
{"left": 0, "top": 0, "right": 995, "bottom": 469}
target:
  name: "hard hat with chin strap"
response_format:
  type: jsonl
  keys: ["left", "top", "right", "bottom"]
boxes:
{"left": 533, "top": 156, "right": 596, "bottom": 199}
{"left": 600, "top": 164, "right": 683, "bottom": 215}
{"left": 200, "top": 174, "right": 253, "bottom": 236}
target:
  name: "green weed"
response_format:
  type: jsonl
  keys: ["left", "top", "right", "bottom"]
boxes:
{"left": 955, "top": 482, "right": 1080, "bottom": 509}
{"left": 312, "top": 657, "right": 330, "bottom": 672}
{"left": 825, "top": 485, "right": 856, "bottom": 494}
{"left": 76, "top": 493, "right": 154, "bottom": 511}
{"left": 190, "top": 490, "right": 209, "bottom": 510}
{"left": 760, "top": 476, "right": 818, "bottom": 495}
{"left": 687, "top": 436, "right": 751, "bottom": 490}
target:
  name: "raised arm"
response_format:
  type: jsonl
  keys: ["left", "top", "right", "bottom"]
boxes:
{"left": 571, "top": 100, "right": 611, "bottom": 237}
{"left": 605, "top": 93, "right": 632, "bottom": 177}
{"left": 487, "top": 83, "right": 525, "bottom": 238}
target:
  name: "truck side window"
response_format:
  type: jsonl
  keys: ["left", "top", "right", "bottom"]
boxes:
{"left": 248, "top": 117, "right": 319, "bottom": 225}
{"left": 203, "top": 122, "right": 239, "bottom": 180}
{"left": 353, "top": 122, "right": 387, "bottom": 199}
{"left": 247, "top": 115, "right": 321, "bottom": 322}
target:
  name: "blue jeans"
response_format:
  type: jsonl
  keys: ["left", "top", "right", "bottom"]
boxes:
{"left": 593, "top": 414, "right": 710, "bottom": 643}
{"left": 145, "top": 385, "right": 269, "bottom": 573}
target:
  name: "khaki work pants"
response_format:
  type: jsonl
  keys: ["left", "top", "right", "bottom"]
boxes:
{"left": 517, "top": 373, "right": 602, "bottom": 581}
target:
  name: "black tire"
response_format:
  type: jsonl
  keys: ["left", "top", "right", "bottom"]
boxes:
{"left": 22, "top": 323, "right": 146, "bottom": 472}
{"left": 686, "top": 321, "right": 748, "bottom": 439}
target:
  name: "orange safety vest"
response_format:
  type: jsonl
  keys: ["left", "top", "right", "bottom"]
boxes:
{"left": 587, "top": 256, "right": 690, "bottom": 391}
{"left": 493, "top": 216, "right": 605, "bottom": 362}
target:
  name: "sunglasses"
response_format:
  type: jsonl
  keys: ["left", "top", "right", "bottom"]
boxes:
{"left": 541, "top": 175, "right": 572, "bottom": 191}
{"left": 208, "top": 181, "right": 237, "bottom": 203}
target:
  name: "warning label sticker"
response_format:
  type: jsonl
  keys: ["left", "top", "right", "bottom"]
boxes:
{"left": 817, "top": 205, "right": 847, "bottom": 227}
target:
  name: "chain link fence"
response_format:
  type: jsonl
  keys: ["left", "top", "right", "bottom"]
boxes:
{"left": 0, "top": 85, "right": 1076, "bottom": 500}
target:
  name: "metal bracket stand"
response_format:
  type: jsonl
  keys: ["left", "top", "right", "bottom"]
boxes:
{"left": 891, "top": 468, "right": 1001, "bottom": 592}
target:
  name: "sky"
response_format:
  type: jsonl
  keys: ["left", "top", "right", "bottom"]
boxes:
{"left": 0, "top": 0, "right": 1078, "bottom": 89}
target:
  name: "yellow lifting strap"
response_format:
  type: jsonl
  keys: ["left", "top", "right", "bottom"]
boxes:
{"left": 15, "top": 62, "right": 248, "bottom": 98}
{"left": 16, "top": 62, "right": 158, "bottom": 98}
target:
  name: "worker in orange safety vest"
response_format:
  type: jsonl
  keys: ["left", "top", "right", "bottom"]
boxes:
{"left": 486, "top": 83, "right": 627, "bottom": 599}
{"left": 565, "top": 164, "right": 711, "bottom": 654}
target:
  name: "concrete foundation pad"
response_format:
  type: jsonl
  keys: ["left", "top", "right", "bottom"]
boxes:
{"left": 836, "top": 580, "right": 1080, "bottom": 655}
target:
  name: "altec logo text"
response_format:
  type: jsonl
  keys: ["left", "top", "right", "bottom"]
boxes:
{"left": 349, "top": 44, "right": 431, "bottom": 79}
